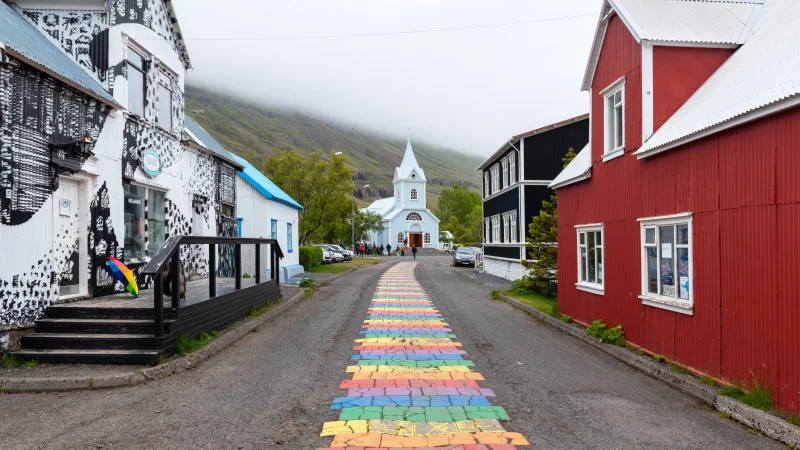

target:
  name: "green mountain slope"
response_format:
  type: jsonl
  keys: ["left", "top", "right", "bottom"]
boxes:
{"left": 185, "top": 87, "right": 482, "bottom": 209}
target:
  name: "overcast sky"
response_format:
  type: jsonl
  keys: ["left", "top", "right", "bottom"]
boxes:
{"left": 174, "top": 0, "right": 602, "bottom": 157}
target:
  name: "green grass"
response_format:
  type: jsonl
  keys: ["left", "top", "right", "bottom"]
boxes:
{"left": 307, "top": 258, "right": 381, "bottom": 274}
{"left": 654, "top": 354, "right": 666, "bottom": 363}
{"left": 1, "top": 353, "right": 37, "bottom": 369}
{"left": 788, "top": 415, "right": 800, "bottom": 427}
{"left": 699, "top": 375, "right": 719, "bottom": 387}
{"left": 720, "top": 382, "right": 773, "bottom": 411}
{"left": 175, "top": 332, "right": 219, "bottom": 356}
{"left": 668, "top": 363, "right": 691, "bottom": 375}
{"left": 490, "top": 290, "right": 501, "bottom": 301}
{"left": 501, "top": 291, "right": 558, "bottom": 317}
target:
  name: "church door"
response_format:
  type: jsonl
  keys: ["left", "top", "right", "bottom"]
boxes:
{"left": 409, "top": 233, "right": 423, "bottom": 248}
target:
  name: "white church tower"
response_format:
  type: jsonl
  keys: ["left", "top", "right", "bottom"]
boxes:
{"left": 365, "top": 137, "right": 440, "bottom": 249}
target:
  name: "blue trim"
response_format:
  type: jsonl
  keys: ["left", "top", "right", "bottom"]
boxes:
{"left": 231, "top": 154, "right": 303, "bottom": 210}
{"left": 271, "top": 218, "right": 278, "bottom": 240}
{"left": 287, "top": 222, "right": 293, "bottom": 253}
{"left": 236, "top": 218, "right": 243, "bottom": 237}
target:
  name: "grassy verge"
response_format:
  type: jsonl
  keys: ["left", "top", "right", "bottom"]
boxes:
{"left": 175, "top": 331, "right": 221, "bottom": 356}
{"left": 501, "top": 291, "right": 558, "bottom": 317}
{"left": 307, "top": 257, "right": 381, "bottom": 274}
{"left": 1, "top": 353, "right": 37, "bottom": 369}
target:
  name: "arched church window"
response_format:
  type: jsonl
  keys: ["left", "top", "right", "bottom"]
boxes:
{"left": 410, "top": 189, "right": 418, "bottom": 200}
{"left": 397, "top": 232, "right": 404, "bottom": 244}
{"left": 406, "top": 212, "right": 422, "bottom": 221}
{"left": 424, "top": 233, "right": 431, "bottom": 244}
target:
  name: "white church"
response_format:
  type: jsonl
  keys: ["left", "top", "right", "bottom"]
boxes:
{"left": 364, "top": 139, "right": 440, "bottom": 249}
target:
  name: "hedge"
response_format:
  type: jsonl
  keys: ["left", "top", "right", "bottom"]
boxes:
{"left": 299, "top": 246, "right": 323, "bottom": 270}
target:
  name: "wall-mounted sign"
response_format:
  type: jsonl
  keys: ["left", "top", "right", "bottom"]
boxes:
{"left": 59, "top": 199, "right": 71, "bottom": 216}
{"left": 142, "top": 150, "right": 161, "bottom": 177}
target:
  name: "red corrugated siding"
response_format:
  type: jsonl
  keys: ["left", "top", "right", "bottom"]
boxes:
{"left": 558, "top": 12, "right": 800, "bottom": 413}
{"left": 591, "top": 15, "right": 641, "bottom": 163}
{"left": 777, "top": 204, "right": 800, "bottom": 413}
{"left": 652, "top": 46, "right": 735, "bottom": 131}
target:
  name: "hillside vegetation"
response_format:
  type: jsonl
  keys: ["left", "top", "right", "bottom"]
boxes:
{"left": 185, "top": 87, "right": 482, "bottom": 208}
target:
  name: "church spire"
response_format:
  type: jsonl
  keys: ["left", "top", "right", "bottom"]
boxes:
{"left": 398, "top": 134, "right": 424, "bottom": 181}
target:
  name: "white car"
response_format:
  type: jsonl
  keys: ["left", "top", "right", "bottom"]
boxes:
{"left": 332, "top": 244, "right": 354, "bottom": 260}
{"left": 316, "top": 245, "right": 344, "bottom": 263}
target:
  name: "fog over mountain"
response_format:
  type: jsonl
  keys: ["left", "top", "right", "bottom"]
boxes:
{"left": 174, "top": 0, "right": 600, "bottom": 157}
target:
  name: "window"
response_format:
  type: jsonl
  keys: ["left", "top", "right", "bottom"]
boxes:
{"left": 221, "top": 204, "right": 235, "bottom": 218}
{"left": 406, "top": 212, "right": 422, "bottom": 221}
{"left": 576, "top": 225, "right": 604, "bottom": 294}
{"left": 410, "top": 189, "right": 418, "bottom": 200}
{"left": 287, "top": 223, "right": 293, "bottom": 252}
{"left": 127, "top": 49, "right": 146, "bottom": 118}
{"left": 603, "top": 78, "right": 625, "bottom": 155}
{"left": 484, "top": 218, "right": 490, "bottom": 243}
{"left": 509, "top": 153, "right": 516, "bottom": 184}
{"left": 397, "top": 232, "right": 404, "bottom": 244}
{"left": 640, "top": 214, "right": 693, "bottom": 313}
{"left": 411, "top": 173, "right": 416, "bottom": 179}
{"left": 510, "top": 211, "right": 518, "bottom": 243}
{"left": 502, "top": 213, "right": 510, "bottom": 242}
{"left": 271, "top": 219, "right": 278, "bottom": 239}
{"left": 501, "top": 159, "right": 509, "bottom": 189}
{"left": 123, "top": 183, "right": 166, "bottom": 262}
{"left": 157, "top": 82, "right": 172, "bottom": 131}
{"left": 491, "top": 165, "right": 500, "bottom": 193}
{"left": 484, "top": 173, "right": 490, "bottom": 197}
{"left": 424, "top": 233, "right": 431, "bottom": 244}
{"left": 491, "top": 216, "right": 500, "bottom": 243}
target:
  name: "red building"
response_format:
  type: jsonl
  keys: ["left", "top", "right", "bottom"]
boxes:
{"left": 551, "top": 0, "right": 800, "bottom": 413}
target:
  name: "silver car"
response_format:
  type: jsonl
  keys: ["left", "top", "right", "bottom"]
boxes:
{"left": 316, "top": 245, "right": 344, "bottom": 263}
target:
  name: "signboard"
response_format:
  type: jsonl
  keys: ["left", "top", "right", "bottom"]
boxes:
{"left": 59, "top": 199, "right": 71, "bottom": 216}
{"left": 142, "top": 150, "right": 161, "bottom": 177}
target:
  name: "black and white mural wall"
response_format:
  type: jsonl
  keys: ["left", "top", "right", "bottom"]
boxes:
{"left": 217, "top": 164, "right": 237, "bottom": 278}
{"left": 0, "top": 61, "right": 111, "bottom": 328}
{"left": 108, "top": 0, "right": 190, "bottom": 68}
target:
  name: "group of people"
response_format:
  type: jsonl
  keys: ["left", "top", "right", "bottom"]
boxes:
{"left": 344, "top": 240, "right": 419, "bottom": 259}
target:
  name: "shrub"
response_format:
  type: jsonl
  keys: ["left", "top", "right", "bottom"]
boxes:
{"left": 299, "top": 278, "right": 316, "bottom": 288}
{"left": 490, "top": 290, "right": 501, "bottom": 301}
{"left": 600, "top": 325, "right": 626, "bottom": 346}
{"left": 561, "top": 314, "right": 573, "bottom": 324}
{"left": 585, "top": 320, "right": 607, "bottom": 338}
{"left": 299, "top": 246, "right": 323, "bottom": 270}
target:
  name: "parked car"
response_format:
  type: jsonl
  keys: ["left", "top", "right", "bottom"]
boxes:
{"left": 453, "top": 247, "right": 477, "bottom": 268}
{"left": 333, "top": 244, "right": 354, "bottom": 260}
{"left": 316, "top": 244, "right": 344, "bottom": 263}
{"left": 319, "top": 247, "right": 333, "bottom": 264}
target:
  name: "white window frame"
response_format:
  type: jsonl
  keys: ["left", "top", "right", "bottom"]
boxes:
{"left": 484, "top": 218, "right": 490, "bottom": 243}
{"left": 424, "top": 233, "right": 431, "bottom": 244}
{"left": 491, "top": 215, "right": 500, "bottom": 243}
{"left": 397, "top": 232, "right": 404, "bottom": 244}
{"left": 126, "top": 47, "right": 147, "bottom": 118}
{"left": 575, "top": 224, "right": 604, "bottom": 295}
{"left": 510, "top": 210, "right": 518, "bottom": 243}
{"left": 484, "top": 172, "right": 490, "bottom": 197}
{"left": 410, "top": 188, "right": 418, "bottom": 200}
{"left": 509, "top": 153, "right": 516, "bottom": 185}
{"left": 491, "top": 165, "right": 499, "bottom": 193}
{"left": 501, "top": 158, "right": 509, "bottom": 189}
{"left": 639, "top": 213, "right": 694, "bottom": 315}
{"left": 601, "top": 76, "right": 625, "bottom": 160}
{"left": 502, "top": 213, "right": 510, "bottom": 243}
{"left": 405, "top": 212, "right": 422, "bottom": 221}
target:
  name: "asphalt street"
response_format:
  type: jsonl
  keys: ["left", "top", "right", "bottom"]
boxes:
{"left": 0, "top": 256, "right": 782, "bottom": 449}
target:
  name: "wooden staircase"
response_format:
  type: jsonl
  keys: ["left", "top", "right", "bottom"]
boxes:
{"left": 16, "top": 305, "right": 175, "bottom": 364}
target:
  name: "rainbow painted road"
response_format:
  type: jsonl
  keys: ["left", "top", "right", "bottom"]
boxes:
{"left": 318, "top": 262, "right": 529, "bottom": 449}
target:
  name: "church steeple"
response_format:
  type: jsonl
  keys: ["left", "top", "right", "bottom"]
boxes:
{"left": 395, "top": 136, "right": 426, "bottom": 181}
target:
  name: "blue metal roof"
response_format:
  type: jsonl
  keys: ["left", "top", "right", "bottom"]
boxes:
{"left": 0, "top": 2, "right": 119, "bottom": 107}
{"left": 183, "top": 115, "right": 242, "bottom": 167}
{"left": 232, "top": 154, "right": 303, "bottom": 211}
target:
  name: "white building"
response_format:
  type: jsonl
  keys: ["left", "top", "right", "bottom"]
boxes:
{"left": 365, "top": 138, "right": 439, "bottom": 249}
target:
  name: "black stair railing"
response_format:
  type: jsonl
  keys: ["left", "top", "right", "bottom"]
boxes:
{"left": 141, "top": 236, "right": 284, "bottom": 337}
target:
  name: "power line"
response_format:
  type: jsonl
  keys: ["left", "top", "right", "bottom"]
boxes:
{"left": 182, "top": 13, "right": 596, "bottom": 41}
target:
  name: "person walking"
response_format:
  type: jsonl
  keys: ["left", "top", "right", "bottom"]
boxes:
{"left": 359, "top": 242, "right": 365, "bottom": 257}
{"left": 400, "top": 244, "right": 405, "bottom": 257}
{"left": 412, "top": 245, "right": 418, "bottom": 260}
{"left": 386, "top": 243, "right": 392, "bottom": 256}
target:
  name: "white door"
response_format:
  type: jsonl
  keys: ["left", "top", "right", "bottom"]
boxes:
{"left": 53, "top": 178, "right": 85, "bottom": 297}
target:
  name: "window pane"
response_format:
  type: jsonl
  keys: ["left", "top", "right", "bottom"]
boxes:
{"left": 596, "top": 247, "right": 603, "bottom": 284}
{"left": 645, "top": 227, "right": 655, "bottom": 244}
{"left": 607, "top": 99, "right": 615, "bottom": 149}
{"left": 123, "top": 184, "right": 146, "bottom": 261}
{"left": 127, "top": 66, "right": 144, "bottom": 117}
{"left": 127, "top": 51, "right": 143, "bottom": 68}
{"left": 579, "top": 232, "right": 585, "bottom": 245}
{"left": 678, "top": 224, "right": 689, "bottom": 245}
{"left": 595, "top": 231, "right": 602, "bottom": 246}
{"left": 614, "top": 91, "right": 621, "bottom": 104}
{"left": 147, "top": 190, "right": 165, "bottom": 255}
{"left": 659, "top": 225, "right": 675, "bottom": 297}
{"left": 580, "top": 247, "right": 587, "bottom": 282}
{"left": 647, "top": 247, "right": 658, "bottom": 294}
{"left": 157, "top": 84, "right": 172, "bottom": 130}
{"left": 615, "top": 104, "right": 623, "bottom": 148}
{"left": 587, "top": 231, "right": 596, "bottom": 283}
{"left": 678, "top": 248, "right": 690, "bottom": 299}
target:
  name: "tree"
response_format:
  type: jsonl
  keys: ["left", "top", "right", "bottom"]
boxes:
{"left": 336, "top": 210, "right": 384, "bottom": 243}
{"left": 263, "top": 149, "right": 353, "bottom": 244}
{"left": 521, "top": 147, "right": 577, "bottom": 296}
{"left": 436, "top": 184, "right": 482, "bottom": 244}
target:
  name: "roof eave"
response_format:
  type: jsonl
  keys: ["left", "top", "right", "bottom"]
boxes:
{"left": 182, "top": 138, "right": 244, "bottom": 171}
{"left": 581, "top": 2, "right": 613, "bottom": 91}
{"left": 549, "top": 170, "right": 592, "bottom": 190}
{"left": 3, "top": 46, "right": 122, "bottom": 110}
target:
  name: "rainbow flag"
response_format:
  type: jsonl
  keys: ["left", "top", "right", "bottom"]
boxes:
{"left": 106, "top": 256, "right": 139, "bottom": 297}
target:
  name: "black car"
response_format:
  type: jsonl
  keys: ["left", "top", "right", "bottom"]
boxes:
{"left": 453, "top": 247, "right": 476, "bottom": 268}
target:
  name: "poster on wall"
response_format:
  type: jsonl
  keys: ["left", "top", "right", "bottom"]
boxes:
{"left": 59, "top": 199, "right": 71, "bottom": 216}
